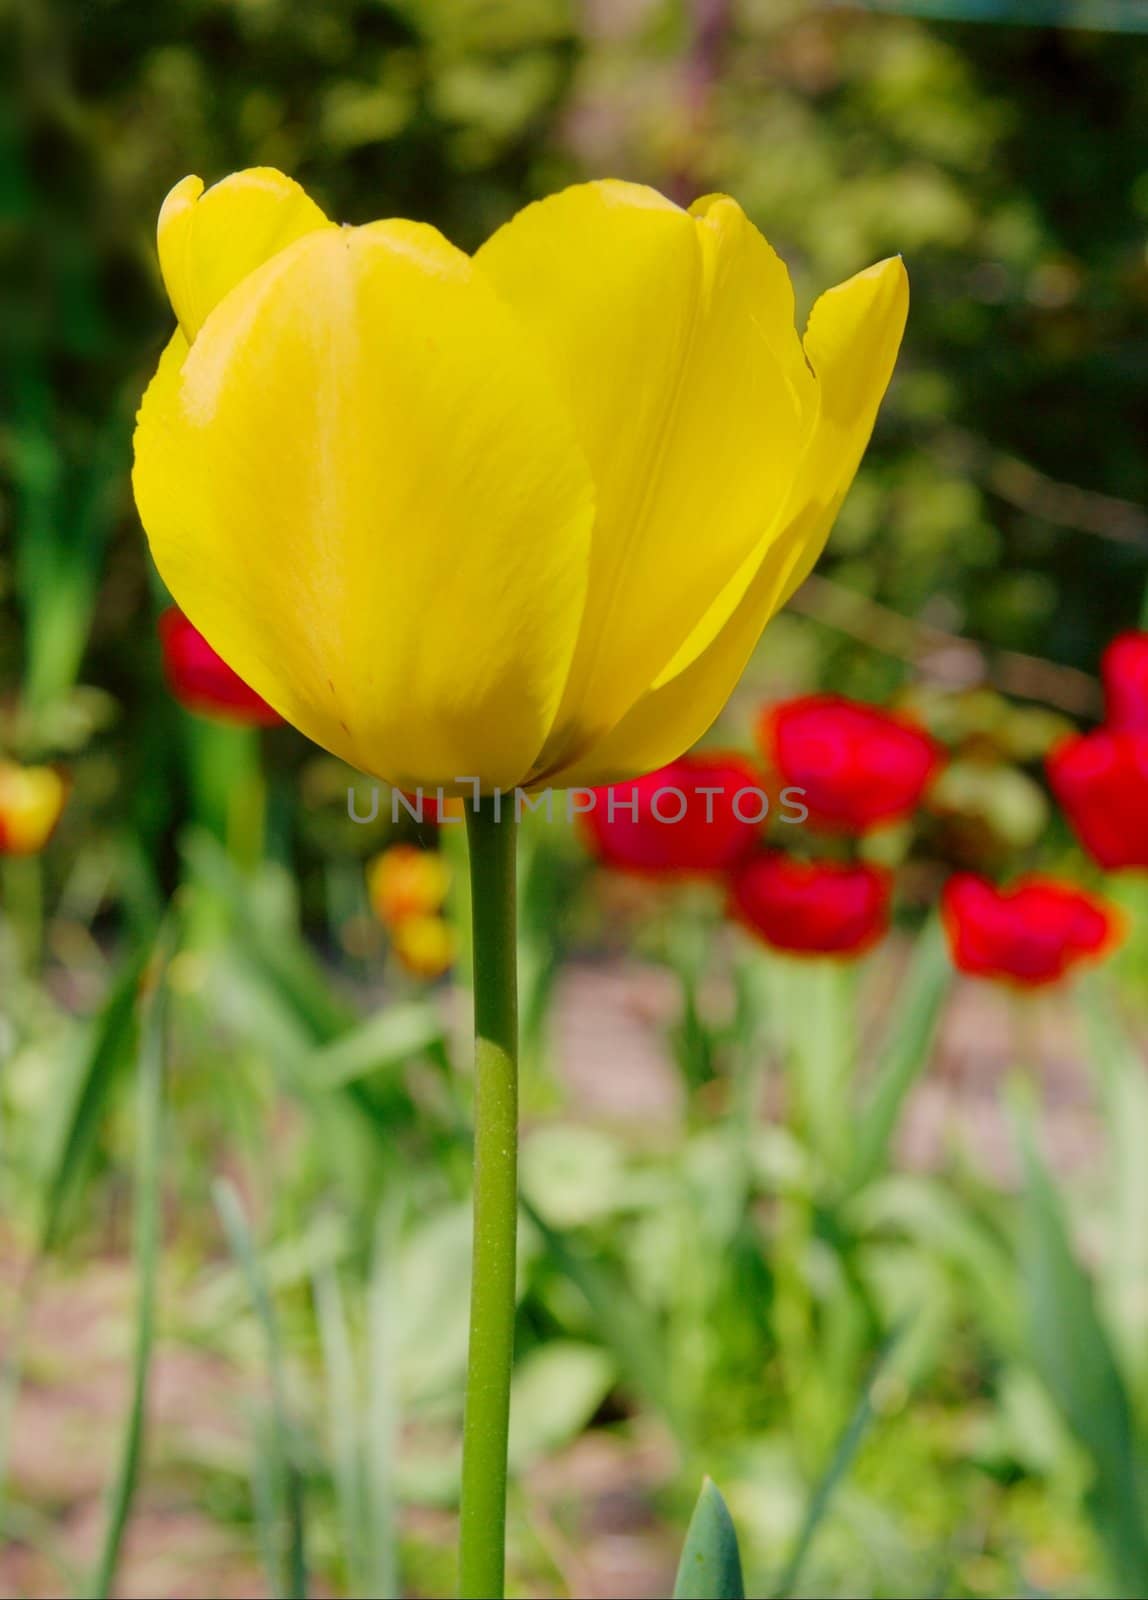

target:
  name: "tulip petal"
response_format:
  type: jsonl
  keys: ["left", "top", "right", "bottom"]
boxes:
{"left": 135, "top": 223, "right": 595, "bottom": 790}
{"left": 782, "top": 254, "right": 911, "bottom": 607}
{"left": 158, "top": 169, "right": 333, "bottom": 342}
{"left": 476, "top": 181, "right": 814, "bottom": 768}
{"left": 546, "top": 256, "right": 907, "bottom": 788}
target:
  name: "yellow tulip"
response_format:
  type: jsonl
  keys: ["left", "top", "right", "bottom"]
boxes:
{"left": 134, "top": 168, "right": 907, "bottom": 794}
{"left": 0, "top": 762, "right": 68, "bottom": 855}
{"left": 389, "top": 913, "right": 458, "bottom": 981}
{"left": 367, "top": 843, "right": 451, "bottom": 926}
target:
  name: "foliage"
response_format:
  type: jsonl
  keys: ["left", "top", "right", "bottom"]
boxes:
{"left": 1, "top": 2, "right": 1147, "bottom": 1597}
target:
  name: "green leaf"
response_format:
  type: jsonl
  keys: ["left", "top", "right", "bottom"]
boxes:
{"left": 1016, "top": 1105, "right": 1148, "bottom": 1597}
{"left": 673, "top": 1478, "right": 746, "bottom": 1600}
{"left": 39, "top": 947, "right": 149, "bottom": 1252}
{"left": 852, "top": 1174, "right": 1019, "bottom": 1349}
{"left": 507, "top": 1342, "right": 615, "bottom": 1471}
{"left": 307, "top": 1002, "right": 445, "bottom": 1091}
{"left": 847, "top": 914, "right": 950, "bottom": 1195}
{"left": 215, "top": 1180, "right": 309, "bottom": 1600}
{"left": 772, "top": 1326, "right": 902, "bottom": 1598}
{"left": 1079, "top": 980, "right": 1148, "bottom": 1393}
{"left": 393, "top": 1204, "right": 474, "bottom": 1405}
{"left": 519, "top": 1192, "right": 681, "bottom": 1435}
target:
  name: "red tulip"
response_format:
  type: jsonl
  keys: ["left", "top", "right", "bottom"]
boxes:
{"left": 159, "top": 607, "right": 283, "bottom": 726}
{"left": 941, "top": 873, "right": 1123, "bottom": 988}
{"left": 1102, "top": 631, "right": 1148, "bottom": 730}
{"left": 759, "top": 694, "right": 941, "bottom": 834}
{"left": 584, "top": 753, "right": 767, "bottom": 876}
{"left": 396, "top": 789, "right": 464, "bottom": 826}
{"left": 728, "top": 852, "right": 891, "bottom": 958}
{"left": 1047, "top": 729, "right": 1148, "bottom": 870}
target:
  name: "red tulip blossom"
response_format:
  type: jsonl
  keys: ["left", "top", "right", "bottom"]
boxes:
{"left": 728, "top": 852, "right": 892, "bottom": 958}
{"left": 759, "top": 694, "right": 941, "bottom": 834}
{"left": 941, "top": 873, "right": 1123, "bottom": 988}
{"left": 395, "top": 789, "right": 464, "bottom": 826}
{"left": 1102, "top": 631, "right": 1148, "bottom": 731}
{"left": 159, "top": 607, "right": 283, "bottom": 726}
{"left": 584, "top": 753, "right": 768, "bottom": 876}
{"left": 1047, "top": 729, "right": 1148, "bottom": 871}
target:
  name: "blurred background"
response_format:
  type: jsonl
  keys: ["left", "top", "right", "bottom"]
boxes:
{"left": 2, "top": 1, "right": 1148, "bottom": 1596}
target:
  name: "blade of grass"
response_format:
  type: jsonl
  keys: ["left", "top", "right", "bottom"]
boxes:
{"left": 3, "top": 952, "right": 148, "bottom": 1525}
{"left": 215, "top": 1179, "right": 308, "bottom": 1600}
{"left": 88, "top": 936, "right": 172, "bottom": 1599}
{"left": 772, "top": 1325, "right": 903, "bottom": 1598}
{"left": 184, "top": 829, "right": 418, "bottom": 1156}
{"left": 250, "top": 1408, "right": 290, "bottom": 1594}
{"left": 366, "top": 1201, "right": 402, "bottom": 1600}
{"left": 315, "top": 1265, "right": 370, "bottom": 1597}
{"left": 184, "top": 832, "right": 353, "bottom": 1043}
{"left": 13, "top": 377, "right": 129, "bottom": 710}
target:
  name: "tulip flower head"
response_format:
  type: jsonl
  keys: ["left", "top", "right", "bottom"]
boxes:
{"left": 399, "top": 790, "right": 465, "bottom": 827}
{"left": 1102, "top": 631, "right": 1148, "bottom": 730}
{"left": 159, "top": 606, "right": 283, "bottom": 727}
{"left": 133, "top": 169, "right": 907, "bottom": 793}
{"left": 389, "top": 914, "right": 457, "bottom": 980}
{"left": 729, "top": 851, "right": 891, "bottom": 957}
{"left": 0, "top": 762, "right": 68, "bottom": 856}
{"left": 1047, "top": 729, "right": 1148, "bottom": 871}
{"left": 367, "top": 844, "right": 455, "bottom": 980}
{"left": 759, "top": 694, "right": 941, "bottom": 835}
{"left": 941, "top": 873, "right": 1122, "bottom": 988}
{"left": 368, "top": 843, "right": 451, "bottom": 926}
{"left": 584, "top": 752, "right": 768, "bottom": 876}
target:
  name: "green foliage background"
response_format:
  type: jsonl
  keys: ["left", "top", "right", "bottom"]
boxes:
{"left": 3, "top": 0, "right": 1146, "bottom": 716}
{"left": 2, "top": 7, "right": 1148, "bottom": 1597}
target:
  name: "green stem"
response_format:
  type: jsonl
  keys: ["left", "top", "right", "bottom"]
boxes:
{"left": 459, "top": 803, "right": 518, "bottom": 1600}
{"left": 185, "top": 718, "right": 265, "bottom": 868}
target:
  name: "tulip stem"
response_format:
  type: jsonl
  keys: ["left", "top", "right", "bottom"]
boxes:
{"left": 459, "top": 802, "right": 518, "bottom": 1600}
